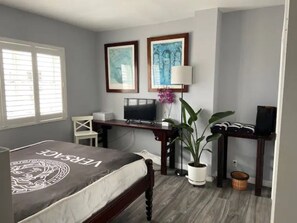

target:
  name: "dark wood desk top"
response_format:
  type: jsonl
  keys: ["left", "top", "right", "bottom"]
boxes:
{"left": 93, "top": 119, "right": 174, "bottom": 132}
{"left": 93, "top": 119, "right": 177, "bottom": 175}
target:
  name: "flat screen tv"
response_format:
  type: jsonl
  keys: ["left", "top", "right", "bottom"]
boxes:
{"left": 124, "top": 98, "right": 156, "bottom": 123}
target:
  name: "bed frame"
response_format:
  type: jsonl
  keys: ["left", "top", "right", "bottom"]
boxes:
{"left": 85, "top": 159, "right": 154, "bottom": 222}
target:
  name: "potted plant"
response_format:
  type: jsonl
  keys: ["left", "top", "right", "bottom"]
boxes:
{"left": 164, "top": 98, "right": 235, "bottom": 186}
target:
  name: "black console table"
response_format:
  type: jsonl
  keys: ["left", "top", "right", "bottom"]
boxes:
{"left": 211, "top": 129, "right": 275, "bottom": 196}
{"left": 93, "top": 119, "right": 177, "bottom": 175}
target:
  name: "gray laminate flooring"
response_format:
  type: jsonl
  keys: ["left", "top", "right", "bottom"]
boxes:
{"left": 112, "top": 169, "right": 271, "bottom": 223}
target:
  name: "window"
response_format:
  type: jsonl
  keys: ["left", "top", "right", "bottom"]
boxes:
{"left": 0, "top": 37, "right": 67, "bottom": 129}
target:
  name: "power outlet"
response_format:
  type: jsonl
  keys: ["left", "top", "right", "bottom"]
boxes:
{"left": 232, "top": 160, "right": 238, "bottom": 167}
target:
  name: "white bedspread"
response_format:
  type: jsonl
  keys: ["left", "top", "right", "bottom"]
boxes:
{"left": 19, "top": 159, "right": 147, "bottom": 223}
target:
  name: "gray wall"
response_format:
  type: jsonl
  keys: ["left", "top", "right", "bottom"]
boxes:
{"left": 0, "top": 5, "right": 284, "bottom": 184}
{"left": 0, "top": 5, "right": 99, "bottom": 148}
{"left": 216, "top": 6, "right": 284, "bottom": 184}
{"left": 96, "top": 7, "right": 283, "bottom": 182}
{"left": 96, "top": 9, "right": 221, "bottom": 177}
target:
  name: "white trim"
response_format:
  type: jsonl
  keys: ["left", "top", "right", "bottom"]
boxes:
{"left": 248, "top": 177, "right": 272, "bottom": 188}
{"left": 271, "top": 0, "right": 289, "bottom": 201}
{"left": 60, "top": 48, "right": 68, "bottom": 120}
{"left": 32, "top": 46, "right": 40, "bottom": 124}
{"left": 0, "top": 116, "right": 67, "bottom": 131}
{"left": 174, "top": 160, "right": 273, "bottom": 186}
{"left": 174, "top": 161, "right": 188, "bottom": 172}
{"left": 0, "top": 47, "right": 4, "bottom": 129}
{"left": 0, "top": 36, "right": 63, "bottom": 52}
{"left": 206, "top": 176, "right": 214, "bottom": 182}
{"left": 271, "top": 0, "right": 290, "bottom": 222}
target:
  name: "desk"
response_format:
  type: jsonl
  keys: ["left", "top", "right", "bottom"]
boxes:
{"left": 93, "top": 119, "right": 177, "bottom": 175}
{"left": 211, "top": 129, "right": 275, "bottom": 196}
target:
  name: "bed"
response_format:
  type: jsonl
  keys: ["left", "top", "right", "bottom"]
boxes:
{"left": 10, "top": 140, "right": 154, "bottom": 223}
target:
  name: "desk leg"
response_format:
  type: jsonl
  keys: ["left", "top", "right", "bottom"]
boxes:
{"left": 160, "top": 135, "right": 167, "bottom": 175}
{"left": 169, "top": 142, "right": 175, "bottom": 169}
{"left": 217, "top": 135, "right": 226, "bottom": 187}
{"left": 102, "top": 127, "right": 108, "bottom": 148}
{"left": 223, "top": 135, "right": 228, "bottom": 179}
{"left": 152, "top": 130, "right": 169, "bottom": 175}
{"left": 256, "top": 138, "right": 265, "bottom": 196}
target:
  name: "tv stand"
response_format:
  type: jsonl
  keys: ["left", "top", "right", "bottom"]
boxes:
{"left": 93, "top": 119, "right": 177, "bottom": 175}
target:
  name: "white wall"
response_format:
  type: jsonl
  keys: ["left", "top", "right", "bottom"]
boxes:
{"left": 96, "top": 9, "right": 222, "bottom": 176}
{"left": 216, "top": 6, "right": 284, "bottom": 184}
{"left": 272, "top": 0, "right": 297, "bottom": 222}
{"left": 0, "top": 6, "right": 99, "bottom": 148}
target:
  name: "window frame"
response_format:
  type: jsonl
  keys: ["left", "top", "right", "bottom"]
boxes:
{"left": 0, "top": 37, "right": 68, "bottom": 130}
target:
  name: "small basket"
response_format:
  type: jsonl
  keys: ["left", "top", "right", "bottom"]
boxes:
{"left": 231, "top": 171, "right": 249, "bottom": 191}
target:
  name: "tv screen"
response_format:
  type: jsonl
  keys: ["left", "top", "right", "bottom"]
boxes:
{"left": 124, "top": 98, "right": 156, "bottom": 122}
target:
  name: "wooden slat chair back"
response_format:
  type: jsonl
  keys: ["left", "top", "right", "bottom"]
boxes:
{"left": 72, "top": 116, "right": 98, "bottom": 147}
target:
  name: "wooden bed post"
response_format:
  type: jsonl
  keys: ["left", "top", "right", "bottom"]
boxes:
{"left": 145, "top": 159, "right": 154, "bottom": 221}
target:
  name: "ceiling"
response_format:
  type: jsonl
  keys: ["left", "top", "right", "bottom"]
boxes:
{"left": 0, "top": 0, "right": 285, "bottom": 32}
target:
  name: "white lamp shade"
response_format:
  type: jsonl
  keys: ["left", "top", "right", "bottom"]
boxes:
{"left": 171, "top": 66, "right": 193, "bottom": 85}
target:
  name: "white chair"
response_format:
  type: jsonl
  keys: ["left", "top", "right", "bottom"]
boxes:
{"left": 72, "top": 116, "right": 98, "bottom": 147}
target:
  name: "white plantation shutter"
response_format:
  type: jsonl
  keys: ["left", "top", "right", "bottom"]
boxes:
{"left": 37, "top": 53, "right": 63, "bottom": 116}
{"left": 0, "top": 37, "right": 67, "bottom": 129}
{"left": 2, "top": 49, "right": 35, "bottom": 120}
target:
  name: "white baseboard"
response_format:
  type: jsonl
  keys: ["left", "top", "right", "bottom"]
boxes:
{"left": 174, "top": 165, "right": 272, "bottom": 187}
{"left": 206, "top": 176, "right": 214, "bottom": 182}
{"left": 174, "top": 161, "right": 188, "bottom": 171}
{"left": 247, "top": 176, "right": 272, "bottom": 188}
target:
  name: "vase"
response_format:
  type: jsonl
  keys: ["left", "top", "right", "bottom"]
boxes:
{"left": 161, "top": 103, "right": 172, "bottom": 124}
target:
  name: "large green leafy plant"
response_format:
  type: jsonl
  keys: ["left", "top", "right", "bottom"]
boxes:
{"left": 164, "top": 98, "right": 235, "bottom": 167}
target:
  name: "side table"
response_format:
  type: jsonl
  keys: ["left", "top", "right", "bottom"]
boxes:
{"left": 212, "top": 129, "right": 275, "bottom": 196}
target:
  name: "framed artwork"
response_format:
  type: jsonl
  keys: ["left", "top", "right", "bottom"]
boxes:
{"left": 105, "top": 41, "right": 138, "bottom": 93}
{"left": 147, "top": 33, "right": 189, "bottom": 92}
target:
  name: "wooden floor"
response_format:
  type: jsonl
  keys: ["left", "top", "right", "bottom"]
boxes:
{"left": 112, "top": 169, "right": 271, "bottom": 223}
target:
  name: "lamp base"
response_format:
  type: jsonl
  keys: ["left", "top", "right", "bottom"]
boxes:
{"left": 175, "top": 169, "right": 188, "bottom": 177}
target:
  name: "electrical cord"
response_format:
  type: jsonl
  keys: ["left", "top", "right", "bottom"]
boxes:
{"left": 109, "top": 129, "right": 135, "bottom": 152}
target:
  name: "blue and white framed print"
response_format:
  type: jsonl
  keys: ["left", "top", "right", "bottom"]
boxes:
{"left": 147, "top": 33, "right": 189, "bottom": 92}
{"left": 105, "top": 41, "right": 138, "bottom": 93}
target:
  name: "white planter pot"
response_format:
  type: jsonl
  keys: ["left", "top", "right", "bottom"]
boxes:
{"left": 187, "top": 163, "right": 207, "bottom": 186}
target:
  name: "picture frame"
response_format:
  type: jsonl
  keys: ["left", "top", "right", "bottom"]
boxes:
{"left": 147, "top": 33, "right": 189, "bottom": 92}
{"left": 105, "top": 41, "right": 138, "bottom": 93}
